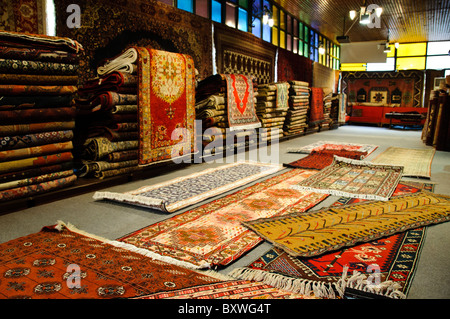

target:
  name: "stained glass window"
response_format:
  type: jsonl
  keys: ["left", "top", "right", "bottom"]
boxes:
{"left": 177, "top": 0, "right": 193, "bottom": 12}
{"left": 396, "top": 57, "right": 426, "bottom": 70}
{"left": 211, "top": 0, "right": 222, "bottom": 23}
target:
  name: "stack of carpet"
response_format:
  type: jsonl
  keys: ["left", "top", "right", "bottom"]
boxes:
{"left": 306, "top": 87, "right": 325, "bottom": 134}
{"left": 283, "top": 80, "right": 310, "bottom": 136}
{"left": 256, "top": 82, "right": 289, "bottom": 142}
{"left": 320, "top": 88, "right": 333, "bottom": 131}
{"left": 195, "top": 74, "right": 259, "bottom": 157}
{"left": 75, "top": 48, "right": 140, "bottom": 179}
{"left": 0, "top": 31, "right": 82, "bottom": 202}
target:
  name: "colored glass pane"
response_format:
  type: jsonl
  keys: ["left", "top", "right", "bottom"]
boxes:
{"left": 177, "top": 0, "right": 193, "bottom": 12}
{"left": 212, "top": 0, "right": 222, "bottom": 23}
{"left": 396, "top": 57, "right": 426, "bottom": 70}
{"left": 396, "top": 42, "right": 426, "bottom": 57}
{"left": 426, "top": 55, "right": 450, "bottom": 70}
{"left": 238, "top": 8, "right": 248, "bottom": 31}
{"left": 427, "top": 41, "right": 450, "bottom": 55}
{"left": 340, "top": 63, "right": 367, "bottom": 71}
{"left": 195, "top": 0, "right": 208, "bottom": 18}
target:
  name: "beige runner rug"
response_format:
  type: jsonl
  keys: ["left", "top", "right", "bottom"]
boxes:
{"left": 371, "top": 147, "right": 435, "bottom": 179}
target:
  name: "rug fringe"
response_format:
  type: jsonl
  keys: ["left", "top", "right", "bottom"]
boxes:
{"left": 228, "top": 266, "right": 406, "bottom": 299}
{"left": 92, "top": 191, "right": 166, "bottom": 211}
{"left": 55, "top": 220, "right": 212, "bottom": 270}
{"left": 228, "top": 267, "right": 337, "bottom": 299}
{"left": 339, "top": 266, "right": 406, "bottom": 299}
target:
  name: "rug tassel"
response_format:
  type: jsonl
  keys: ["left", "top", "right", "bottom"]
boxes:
{"left": 339, "top": 267, "right": 406, "bottom": 299}
{"left": 228, "top": 267, "right": 338, "bottom": 299}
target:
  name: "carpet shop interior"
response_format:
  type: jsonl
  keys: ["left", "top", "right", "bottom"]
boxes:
{"left": 0, "top": 0, "right": 450, "bottom": 304}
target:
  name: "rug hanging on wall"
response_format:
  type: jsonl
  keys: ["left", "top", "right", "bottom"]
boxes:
{"left": 118, "top": 169, "right": 329, "bottom": 269}
{"left": 308, "top": 87, "right": 325, "bottom": 125}
{"left": 243, "top": 191, "right": 450, "bottom": 258}
{"left": 93, "top": 162, "right": 283, "bottom": 213}
{"left": 287, "top": 140, "right": 378, "bottom": 155}
{"left": 0, "top": 221, "right": 236, "bottom": 299}
{"left": 221, "top": 74, "right": 261, "bottom": 131}
{"left": 371, "top": 147, "right": 435, "bottom": 179}
{"left": 290, "top": 156, "right": 403, "bottom": 201}
{"left": 135, "top": 47, "right": 196, "bottom": 166}
{"left": 236, "top": 181, "right": 434, "bottom": 299}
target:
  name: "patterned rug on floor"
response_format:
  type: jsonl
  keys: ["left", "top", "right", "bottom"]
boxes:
{"left": 284, "top": 149, "right": 369, "bottom": 170}
{"left": 93, "top": 162, "right": 283, "bottom": 213}
{"left": 235, "top": 182, "right": 434, "bottom": 299}
{"left": 242, "top": 191, "right": 450, "bottom": 259}
{"left": 221, "top": 74, "right": 261, "bottom": 131}
{"left": 0, "top": 221, "right": 232, "bottom": 299}
{"left": 135, "top": 47, "right": 196, "bottom": 166}
{"left": 290, "top": 156, "right": 403, "bottom": 201}
{"left": 371, "top": 147, "right": 436, "bottom": 179}
{"left": 132, "top": 280, "right": 316, "bottom": 299}
{"left": 287, "top": 141, "right": 378, "bottom": 155}
{"left": 118, "top": 169, "right": 329, "bottom": 269}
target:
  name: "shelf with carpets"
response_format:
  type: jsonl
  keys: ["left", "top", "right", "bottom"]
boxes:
{"left": 0, "top": 31, "right": 82, "bottom": 204}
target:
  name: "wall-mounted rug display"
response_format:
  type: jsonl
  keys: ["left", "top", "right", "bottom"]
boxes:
{"left": 287, "top": 140, "right": 378, "bottom": 155}
{"left": 118, "top": 169, "right": 328, "bottom": 269}
{"left": 134, "top": 47, "right": 196, "bottom": 166}
{"left": 371, "top": 147, "right": 435, "bottom": 179}
{"left": 222, "top": 74, "right": 261, "bottom": 131}
{"left": 0, "top": 221, "right": 234, "bottom": 299}
{"left": 290, "top": 156, "right": 403, "bottom": 201}
{"left": 93, "top": 162, "right": 284, "bottom": 213}
{"left": 243, "top": 191, "right": 450, "bottom": 258}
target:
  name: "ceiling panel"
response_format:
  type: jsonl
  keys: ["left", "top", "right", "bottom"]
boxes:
{"left": 272, "top": 0, "right": 450, "bottom": 43}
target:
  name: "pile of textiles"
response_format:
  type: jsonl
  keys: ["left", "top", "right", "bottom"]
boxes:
{"left": 255, "top": 82, "right": 289, "bottom": 143}
{"left": 283, "top": 80, "right": 310, "bottom": 136}
{"left": 195, "top": 74, "right": 258, "bottom": 157}
{"left": 0, "top": 31, "right": 82, "bottom": 202}
{"left": 75, "top": 48, "right": 140, "bottom": 179}
{"left": 306, "top": 87, "right": 325, "bottom": 134}
{"left": 320, "top": 88, "right": 333, "bottom": 131}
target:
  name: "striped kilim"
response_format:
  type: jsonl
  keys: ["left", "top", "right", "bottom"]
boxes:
{"left": 243, "top": 191, "right": 450, "bottom": 258}
{"left": 371, "top": 147, "right": 435, "bottom": 179}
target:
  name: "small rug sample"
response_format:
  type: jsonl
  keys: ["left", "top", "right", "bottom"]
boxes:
{"left": 290, "top": 156, "right": 403, "bottom": 201}
{"left": 118, "top": 169, "right": 329, "bottom": 269}
{"left": 275, "top": 82, "right": 289, "bottom": 109}
{"left": 221, "top": 74, "right": 261, "bottom": 131}
{"left": 243, "top": 191, "right": 450, "bottom": 258}
{"left": 371, "top": 147, "right": 435, "bottom": 179}
{"left": 284, "top": 149, "right": 369, "bottom": 170}
{"left": 0, "top": 221, "right": 232, "bottom": 299}
{"left": 133, "top": 280, "right": 316, "bottom": 299}
{"left": 236, "top": 182, "right": 434, "bottom": 299}
{"left": 287, "top": 140, "right": 378, "bottom": 155}
{"left": 135, "top": 47, "right": 196, "bottom": 166}
{"left": 93, "top": 162, "right": 284, "bottom": 213}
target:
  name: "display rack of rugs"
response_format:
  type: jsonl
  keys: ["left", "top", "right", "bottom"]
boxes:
{"left": 0, "top": 31, "right": 82, "bottom": 202}
{"left": 77, "top": 46, "right": 198, "bottom": 177}
{"left": 283, "top": 80, "right": 310, "bottom": 136}
{"left": 255, "top": 82, "right": 289, "bottom": 143}
{"left": 422, "top": 89, "right": 450, "bottom": 152}
{"left": 195, "top": 74, "right": 261, "bottom": 157}
{"left": 320, "top": 88, "right": 333, "bottom": 131}
{"left": 75, "top": 65, "right": 140, "bottom": 179}
{"left": 306, "top": 87, "right": 325, "bottom": 134}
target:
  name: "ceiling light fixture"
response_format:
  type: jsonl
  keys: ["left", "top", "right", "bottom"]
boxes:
{"left": 348, "top": 1, "right": 383, "bottom": 25}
